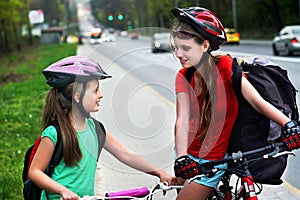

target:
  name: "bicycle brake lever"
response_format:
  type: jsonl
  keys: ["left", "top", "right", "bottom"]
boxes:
{"left": 263, "top": 145, "right": 296, "bottom": 158}
{"left": 188, "top": 174, "right": 204, "bottom": 184}
{"left": 272, "top": 151, "right": 295, "bottom": 158}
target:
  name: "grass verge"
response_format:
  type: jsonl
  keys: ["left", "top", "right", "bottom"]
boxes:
{"left": 0, "top": 44, "right": 77, "bottom": 199}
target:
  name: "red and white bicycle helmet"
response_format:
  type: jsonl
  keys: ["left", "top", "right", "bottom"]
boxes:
{"left": 171, "top": 7, "right": 227, "bottom": 51}
{"left": 43, "top": 55, "right": 111, "bottom": 88}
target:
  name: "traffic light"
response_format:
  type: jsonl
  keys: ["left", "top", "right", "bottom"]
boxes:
{"left": 107, "top": 15, "right": 113, "bottom": 21}
{"left": 117, "top": 14, "right": 123, "bottom": 21}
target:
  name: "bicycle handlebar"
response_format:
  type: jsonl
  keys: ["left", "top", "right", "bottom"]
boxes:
{"left": 79, "top": 182, "right": 184, "bottom": 199}
{"left": 188, "top": 142, "right": 295, "bottom": 183}
{"left": 105, "top": 186, "right": 150, "bottom": 199}
{"left": 206, "top": 142, "right": 287, "bottom": 167}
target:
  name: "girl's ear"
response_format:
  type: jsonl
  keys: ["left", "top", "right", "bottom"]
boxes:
{"left": 73, "top": 91, "right": 81, "bottom": 103}
{"left": 203, "top": 40, "right": 210, "bottom": 52}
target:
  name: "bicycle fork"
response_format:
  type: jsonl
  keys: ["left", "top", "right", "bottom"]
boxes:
{"left": 241, "top": 174, "right": 258, "bottom": 200}
{"left": 240, "top": 160, "right": 258, "bottom": 200}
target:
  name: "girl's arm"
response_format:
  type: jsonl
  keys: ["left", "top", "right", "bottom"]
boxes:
{"left": 174, "top": 92, "right": 191, "bottom": 158}
{"left": 28, "top": 137, "right": 79, "bottom": 200}
{"left": 241, "top": 76, "right": 291, "bottom": 126}
{"left": 104, "top": 132, "right": 176, "bottom": 185}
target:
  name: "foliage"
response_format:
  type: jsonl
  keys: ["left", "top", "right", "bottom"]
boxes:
{"left": 90, "top": 0, "right": 300, "bottom": 39}
{"left": 0, "top": 43, "right": 77, "bottom": 200}
{"left": 0, "top": 0, "right": 29, "bottom": 52}
{"left": 1, "top": 0, "right": 299, "bottom": 54}
{"left": 0, "top": 0, "right": 78, "bottom": 54}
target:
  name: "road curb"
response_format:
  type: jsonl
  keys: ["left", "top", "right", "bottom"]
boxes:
{"left": 240, "top": 39, "right": 272, "bottom": 46}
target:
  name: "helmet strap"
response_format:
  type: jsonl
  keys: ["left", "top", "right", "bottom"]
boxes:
{"left": 76, "top": 82, "right": 90, "bottom": 118}
{"left": 58, "top": 88, "right": 73, "bottom": 102}
{"left": 194, "top": 51, "right": 209, "bottom": 69}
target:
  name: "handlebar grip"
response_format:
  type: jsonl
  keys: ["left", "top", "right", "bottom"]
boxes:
{"left": 105, "top": 187, "right": 149, "bottom": 199}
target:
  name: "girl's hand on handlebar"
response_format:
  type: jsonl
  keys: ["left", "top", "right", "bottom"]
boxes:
{"left": 174, "top": 155, "right": 202, "bottom": 179}
{"left": 158, "top": 170, "right": 178, "bottom": 186}
{"left": 60, "top": 188, "right": 79, "bottom": 200}
{"left": 282, "top": 120, "right": 300, "bottom": 150}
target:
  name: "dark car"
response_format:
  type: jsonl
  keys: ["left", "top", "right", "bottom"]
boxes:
{"left": 272, "top": 25, "right": 300, "bottom": 56}
{"left": 151, "top": 32, "right": 171, "bottom": 53}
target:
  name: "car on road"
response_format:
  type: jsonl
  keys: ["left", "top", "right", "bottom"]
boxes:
{"left": 89, "top": 28, "right": 103, "bottom": 45}
{"left": 131, "top": 32, "right": 139, "bottom": 40}
{"left": 224, "top": 28, "right": 240, "bottom": 44}
{"left": 102, "top": 33, "right": 116, "bottom": 42}
{"left": 272, "top": 25, "right": 300, "bottom": 56}
{"left": 151, "top": 32, "right": 171, "bottom": 53}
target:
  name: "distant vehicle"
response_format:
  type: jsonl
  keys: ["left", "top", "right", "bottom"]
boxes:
{"left": 89, "top": 36, "right": 103, "bottom": 44}
{"left": 89, "top": 28, "right": 103, "bottom": 44}
{"left": 224, "top": 28, "right": 240, "bottom": 44}
{"left": 272, "top": 25, "right": 300, "bottom": 56}
{"left": 151, "top": 32, "right": 171, "bottom": 53}
{"left": 66, "top": 35, "right": 79, "bottom": 44}
{"left": 131, "top": 32, "right": 139, "bottom": 40}
{"left": 103, "top": 34, "right": 116, "bottom": 42}
{"left": 119, "top": 31, "right": 128, "bottom": 37}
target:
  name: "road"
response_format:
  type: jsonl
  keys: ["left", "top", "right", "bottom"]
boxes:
{"left": 82, "top": 35, "right": 300, "bottom": 192}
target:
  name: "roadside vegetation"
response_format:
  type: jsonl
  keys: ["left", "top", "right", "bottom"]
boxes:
{"left": 0, "top": 44, "right": 77, "bottom": 199}
{"left": 2, "top": 0, "right": 299, "bottom": 54}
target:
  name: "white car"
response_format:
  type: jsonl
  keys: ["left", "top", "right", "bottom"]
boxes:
{"left": 272, "top": 25, "right": 300, "bottom": 56}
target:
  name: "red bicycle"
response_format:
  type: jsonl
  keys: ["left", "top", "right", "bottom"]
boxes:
{"left": 193, "top": 142, "right": 295, "bottom": 200}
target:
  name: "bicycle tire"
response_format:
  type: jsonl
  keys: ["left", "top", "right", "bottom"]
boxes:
{"left": 208, "top": 188, "right": 224, "bottom": 200}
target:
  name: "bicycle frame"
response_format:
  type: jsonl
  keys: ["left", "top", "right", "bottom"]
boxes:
{"left": 217, "top": 160, "right": 259, "bottom": 200}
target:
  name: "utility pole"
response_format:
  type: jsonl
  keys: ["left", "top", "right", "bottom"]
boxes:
{"left": 232, "top": 0, "right": 238, "bottom": 30}
{"left": 174, "top": 0, "right": 178, "bottom": 8}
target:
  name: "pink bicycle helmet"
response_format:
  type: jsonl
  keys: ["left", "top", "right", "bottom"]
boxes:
{"left": 171, "top": 7, "right": 227, "bottom": 51}
{"left": 42, "top": 55, "right": 111, "bottom": 88}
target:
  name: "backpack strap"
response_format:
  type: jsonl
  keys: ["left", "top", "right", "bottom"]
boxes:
{"left": 231, "top": 58, "right": 243, "bottom": 101}
{"left": 185, "top": 67, "right": 196, "bottom": 83}
{"left": 91, "top": 117, "right": 106, "bottom": 161}
{"left": 48, "top": 118, "right": 106, "bottom": 165}
{"left": 43, "top": 121, "right": 63, "bottom": 199}
{"left": 45, "top": 121, "right": 63, "bottom": 177}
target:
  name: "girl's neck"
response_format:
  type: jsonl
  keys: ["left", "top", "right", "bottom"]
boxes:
{"left": 193, "top": 71, "right": 203, "bottom": 96}
{"left": 69, "top": 109, "right": 86, "bottom": 132}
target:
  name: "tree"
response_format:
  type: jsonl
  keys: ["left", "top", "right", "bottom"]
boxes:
{"left": 0, "top": 0, "right": 28, "bottom": 53}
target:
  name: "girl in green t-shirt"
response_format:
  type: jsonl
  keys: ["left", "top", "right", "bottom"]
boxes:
{"left": 28, "top": 55, "right": 176, "bottom": 200}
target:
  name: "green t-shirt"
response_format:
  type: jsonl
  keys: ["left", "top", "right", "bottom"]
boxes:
{"left": 40, "top": 118, "right": 99, "bottom": 199}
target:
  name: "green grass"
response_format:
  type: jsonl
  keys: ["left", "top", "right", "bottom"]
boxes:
{"left": 0, "top": 44, "right": 77, "bottom": 199}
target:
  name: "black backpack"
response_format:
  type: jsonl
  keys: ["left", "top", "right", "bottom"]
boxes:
{"left": 230, "top": 56, "right": 299, "bottom": 185}
{"left": 22, "top": 118, "right": 106, "bottom": 200}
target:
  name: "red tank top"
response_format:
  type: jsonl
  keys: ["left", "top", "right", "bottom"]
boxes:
{"left": 175, "top": 55, "right": 239, "bottom": 160}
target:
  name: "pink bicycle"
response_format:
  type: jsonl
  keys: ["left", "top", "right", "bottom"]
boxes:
{"left": 79, "top": 182, "right": 183, "bottom": 199}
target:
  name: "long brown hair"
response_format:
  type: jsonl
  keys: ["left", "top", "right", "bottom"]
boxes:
{"left": 42, "top": 82, "right": 83, "bottom": 166}
{"left": 172, "top": 21, "right": 222, "bottom": 143}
